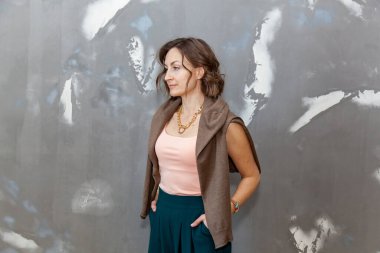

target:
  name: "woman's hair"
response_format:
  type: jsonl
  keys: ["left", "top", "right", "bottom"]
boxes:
{"left": 156, "top": 37, "right": 224, "bottom": 97}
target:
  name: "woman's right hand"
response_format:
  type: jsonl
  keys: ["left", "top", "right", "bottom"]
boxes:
{"left": 151, "top": 200, "right": 157, "bottom": 212}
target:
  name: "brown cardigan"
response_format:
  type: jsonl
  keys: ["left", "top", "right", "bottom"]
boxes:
{"left": 140, "top": 96, "right": 261, "bottom": 249}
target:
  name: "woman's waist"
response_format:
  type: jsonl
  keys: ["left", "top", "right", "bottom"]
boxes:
{"left": 157, "top": 187, "right": 204, "bottom": 209}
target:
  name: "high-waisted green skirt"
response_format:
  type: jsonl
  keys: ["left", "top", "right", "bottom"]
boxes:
{"left": 148, "top": 187, "right": 232, "bottom": 253}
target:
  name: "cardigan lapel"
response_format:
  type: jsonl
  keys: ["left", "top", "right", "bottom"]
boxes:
{"left": 148, "top": 97, "right": 182, "bottom": 169}
{"left": 196, "top": 96, "right": 229, "bottom": 157}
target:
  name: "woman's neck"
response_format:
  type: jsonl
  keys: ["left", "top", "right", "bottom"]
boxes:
{"left": 180, "top": 93, "right": 205, "bottom": 117}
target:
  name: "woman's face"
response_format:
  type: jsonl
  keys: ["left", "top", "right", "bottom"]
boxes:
{"left": 164, "top": 47, "right": 201, "bottom": 97}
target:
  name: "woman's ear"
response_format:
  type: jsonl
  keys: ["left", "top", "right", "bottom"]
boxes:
{"left": 196, "top": 67, "right": 205, "bottom": 80}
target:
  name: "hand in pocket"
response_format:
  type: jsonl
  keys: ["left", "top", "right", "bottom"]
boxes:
{"left": 190, "top": 214, "right": 208, "bottom": 228}
{"left": 151, "top": 200, "right": 157, "bottom": 212}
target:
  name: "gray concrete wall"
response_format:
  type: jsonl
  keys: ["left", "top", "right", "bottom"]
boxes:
{"left": 0, "top": 0, "right": 379, "bottom": 252}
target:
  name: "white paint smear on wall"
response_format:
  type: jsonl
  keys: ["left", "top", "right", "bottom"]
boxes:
{"left": 144, "top": 46, "right": 159, "bottom": 91}
{"left": 71, "top": 73, "right": 82, "bottom": 109}
{"left": 127, "top": 36, "right": 145, "bottom": 83}
{"left": 241, "top": 8, "right": 282, "bottom": 125}
{"left": 351, "top": 90, "right": 380, "bottom": 107}
{"left": 60, "top": 76, "right": 73, "bottom": 125}
{"left": 306, "top": 0, "right": 363, "bottom": 18}
{"left": 308, "top": 0, "right": 319, "bottom": 10}
{"left": 373, "top": 168, "right": 380, "bottom": 183}
{"left": 289, "top": 91, "right": 348, "bottom": 133}
{"left": 290, "top": 216, "right": 337, "bottom": 253}
{"left": 337, "top": 0, "right": 363, "bottom": 18}
{"left": 127, "top": 36, "right": 158, "bottom": 93}
{"left": 82, "top": 0, "right": 131, "bottom": 40}
{"left": 290, "top": 89, "right": 380, "bottom": 133}
{"left": 0, "top": 228, "right": 40, "bottom": 251}
{"left": 251, "top": 8, "right": 282, "bottom": 96}
{"left": 71, "top": 179, "right": 114, "bottom": 216}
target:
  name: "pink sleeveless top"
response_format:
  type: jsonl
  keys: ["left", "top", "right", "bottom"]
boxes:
{"left": 155, "top": 127, "right": 201, "bottom": 196}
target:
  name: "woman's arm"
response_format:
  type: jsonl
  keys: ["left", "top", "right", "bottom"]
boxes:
{"left": 226, "top": 122, "right": 261, "bottom": 214}
{"left": 191, "top": 122, "right": 261, "bottom": 227}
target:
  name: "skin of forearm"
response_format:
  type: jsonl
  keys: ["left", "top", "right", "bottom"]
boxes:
{"left": 230, "top": 175, "right": 261, "bottom": 213}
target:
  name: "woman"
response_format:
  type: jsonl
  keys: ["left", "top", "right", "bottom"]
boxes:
{"left": 140, "top": 37, "right": 261, "bottom": 253}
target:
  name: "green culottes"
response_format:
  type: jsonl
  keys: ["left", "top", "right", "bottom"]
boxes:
{"left": 148, "top": 187, "right": 232, "bottom": 253}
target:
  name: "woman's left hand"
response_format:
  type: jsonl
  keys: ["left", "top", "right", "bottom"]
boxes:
{"left": 190, "top": 214, "right": 208, "bottom": 228}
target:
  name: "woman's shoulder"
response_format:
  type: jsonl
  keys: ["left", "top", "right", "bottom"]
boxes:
{"left": 152, "top": 97, "right": 181, "bottom": 119}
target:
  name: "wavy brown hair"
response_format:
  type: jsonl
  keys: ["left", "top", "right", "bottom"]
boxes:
{"left": 156, "top": 37, "right": 224, "bottom": 97}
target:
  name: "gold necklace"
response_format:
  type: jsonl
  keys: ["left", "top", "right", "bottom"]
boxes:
{"left": 177, "top": 104, "right": 203, "bottom": 134}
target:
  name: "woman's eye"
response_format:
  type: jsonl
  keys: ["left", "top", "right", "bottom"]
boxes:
{"left": 173, "top": 66, "right": 180, "bottom": 71}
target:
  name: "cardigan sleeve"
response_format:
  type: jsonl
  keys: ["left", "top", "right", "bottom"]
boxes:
{"left": 140, "top": 157, "right": 154, "bottom": 219}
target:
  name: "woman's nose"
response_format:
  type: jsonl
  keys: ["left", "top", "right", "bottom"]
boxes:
{"left": 164, "top": 70, "right": 172, "bottom": 81}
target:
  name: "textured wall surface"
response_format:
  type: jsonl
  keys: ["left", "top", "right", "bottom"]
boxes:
{"left": 0, "top": 0, "right": 380, "bottom": 252}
